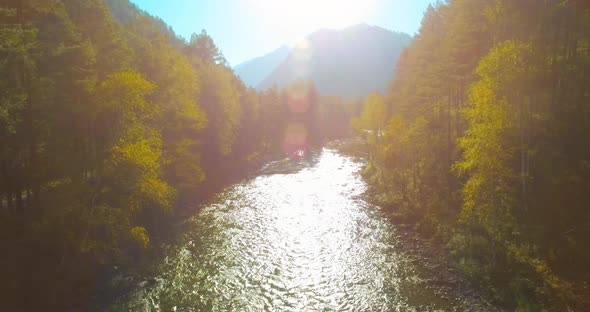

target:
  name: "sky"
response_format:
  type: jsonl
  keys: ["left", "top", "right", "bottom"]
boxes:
{"left": 131, "top": 0, "right": 435, "bottom": 67}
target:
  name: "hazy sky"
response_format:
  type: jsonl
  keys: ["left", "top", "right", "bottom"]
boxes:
{"left": 131, "top": 0, "right": 435, "bottom": 66}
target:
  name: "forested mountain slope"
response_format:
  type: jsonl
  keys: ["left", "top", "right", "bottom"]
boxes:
{"left": 354, "top": 0, "right": 590, "bottom": 309}
{"left": 0, "top": 0, "right": 351, "bottom": 309}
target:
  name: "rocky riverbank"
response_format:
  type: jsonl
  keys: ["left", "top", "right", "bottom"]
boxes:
{"left": 390, "top": 222, "right": 503, "bottom": 311}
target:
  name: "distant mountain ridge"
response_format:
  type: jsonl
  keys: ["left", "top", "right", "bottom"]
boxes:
{"left": 233, "top": 46, "right": 291, "bottom": 88}
{"left": 234, "top": 24, "right": 412, "bottom": 98}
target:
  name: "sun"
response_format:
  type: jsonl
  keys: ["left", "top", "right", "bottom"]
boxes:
{"left": 250, "top": 0, "right": 376, "bottom": 33}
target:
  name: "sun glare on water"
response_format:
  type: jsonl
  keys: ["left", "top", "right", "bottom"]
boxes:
{"left": 249, "top": 0, "right": 376, "bottom": 33}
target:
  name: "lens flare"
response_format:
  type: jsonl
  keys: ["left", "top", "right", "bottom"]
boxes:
{"left": 290, "top": 39, "right": 313, "bottom": 78}
{"left": 283, "top": 122, "right": 309, "bottom": 158}
{"left": 285, "top": 80, "right": 314, "bottom": 114}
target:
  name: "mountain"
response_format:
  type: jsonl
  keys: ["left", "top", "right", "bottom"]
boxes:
{"left": 233, "top": 46, "right": 291, "bottom": 87}
{"left": 257, "top": 23, "right": 412, "bottom": 98}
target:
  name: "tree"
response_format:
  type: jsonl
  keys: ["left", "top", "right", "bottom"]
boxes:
{"left": 358, "top": 0, "right": 590, "bottom": 308}
{"left": 186, "top": 29, "right": 227, "bottom": 66}
{"left": 454, "top": 41, "right": 531, "bottom": 244}
{"left": 352, "top": 93, "right": 387, "bottom": 162}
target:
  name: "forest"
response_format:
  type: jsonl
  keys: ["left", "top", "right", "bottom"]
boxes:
{"left": 353, "top": 0, "right": 590, "bottom": 309}
{"left": 0, "top": 0, "right": 352, "bottom": 309}
{"left": 2, "top": 0, "right": 590, "bottom": 311}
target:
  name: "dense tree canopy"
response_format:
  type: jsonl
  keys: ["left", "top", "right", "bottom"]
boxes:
{"left": 356, "top": 0, "right": 590, "bottom": 309}
{"left": 8, "top": 0, "right": 588, "bottom": 310}
{"left": 0, "top": 1, "right": 353, "bottom": 309}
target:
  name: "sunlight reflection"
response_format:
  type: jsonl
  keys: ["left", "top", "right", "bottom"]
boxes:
{"left": 112, "top": 150, "right": 436, "bottom": 311}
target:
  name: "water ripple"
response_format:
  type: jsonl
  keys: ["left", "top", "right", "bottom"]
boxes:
{"left": 109, "top": 149, "right": 462, "bottom": 311}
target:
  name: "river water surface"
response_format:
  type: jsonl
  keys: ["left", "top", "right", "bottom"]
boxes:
{"left": 109, "top": 149, "right": 489, "bottom": 311}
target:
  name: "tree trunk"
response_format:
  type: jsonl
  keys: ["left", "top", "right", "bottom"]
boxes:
{"left": 518, "top": 91, "right": 529, "bottom": 212}
{"left": 0, "top": 192, "right": 5, "bottom": 214}
{"left": 447, "top": 93, "right": 453, "bottom": 206}
{"left": 26, "top": 189, "right": 31, "bottom": 208}
{"left": 8, "top": 191, "right": 15, "bottom": 214}
{"left": 33, "top": 183, "right": 41, "bottom": 211}
{"left": 15, "top": 188, "right": 22, "bottom": 212}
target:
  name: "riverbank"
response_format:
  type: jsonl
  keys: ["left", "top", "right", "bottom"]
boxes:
{"left": 330, "top": 138, "right": 503, "bottom": 311}
{"left": 388, "top": 222, "right": 501, "bottom": 311}
{"left": 334, "top": 136, "right": 590, "bottom": 310}
{"left": 93, "top": 151, "right": 288, "bottom": 310}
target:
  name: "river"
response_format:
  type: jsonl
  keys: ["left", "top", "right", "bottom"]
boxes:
{"left": 108, "top": 148, "right": 495, "bottom": 311}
